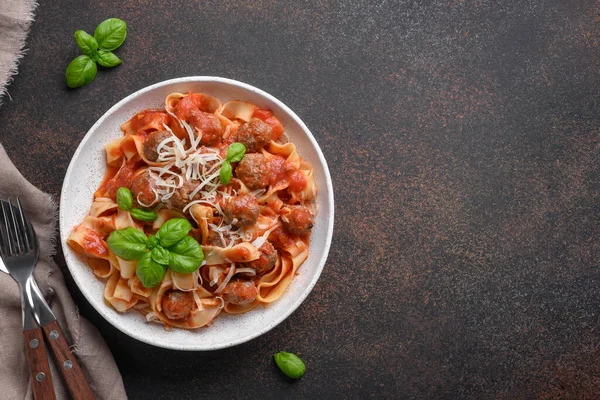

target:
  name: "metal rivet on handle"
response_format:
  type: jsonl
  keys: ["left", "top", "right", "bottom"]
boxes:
{"left": 29, "top": 339, "right": 39, "bottom": 348}
{"left": 35, "top": 372, "right": 46, "bottom": 382}
{"left": 63, "top": 360, "right": 73, "bottom": 370}
{"left": 49, "top": 330, "right": 59, "bottom": 340}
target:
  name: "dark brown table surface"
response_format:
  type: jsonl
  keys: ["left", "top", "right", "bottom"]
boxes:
{"left": 1, "top": 1, "right": 599, "bottom": 398}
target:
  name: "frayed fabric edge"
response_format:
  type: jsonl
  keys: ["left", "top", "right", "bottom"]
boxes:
{"left": 0, "top": 0, "right": 40, "bottom": 106}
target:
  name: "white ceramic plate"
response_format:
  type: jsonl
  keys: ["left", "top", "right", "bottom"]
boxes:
{"left": 59, "top": 77, "right": 334, "bottom": 350}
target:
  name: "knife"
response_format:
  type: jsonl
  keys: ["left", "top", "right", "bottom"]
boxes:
{"left": 1, "top": 243, "right": 95, "bottom": 399}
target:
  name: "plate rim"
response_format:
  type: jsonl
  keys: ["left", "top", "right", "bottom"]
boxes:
{"left": 59, "top": 76, "right": 335, "bottom": 351}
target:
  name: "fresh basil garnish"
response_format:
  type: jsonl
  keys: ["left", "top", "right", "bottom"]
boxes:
{"left": 65, "top": 55, "right": 97, "bottom": 89}
{"left": 130, "top": 208, "right": 158, "bottom": 222}
{"left": 74, "top": 30, "right": 98, "bottom": 57}
{"left": 136, "top": 252, "right": 166, "bottom": 288}
{"left": 106, "top": 218, "right": 203, "bottom": 284}
{"left": 226, "top": 142, "right": 247, "bottom": 163}
{"left": 274, "top": 352, "right": 305, "bottom": 379}
{"left": 106, "top": 227, "right": 148, "bottom": 260}
{"left": 116, "top": 187, "right": 133, "bottom": 211}
{"left": 219, "top": 161, "right": 233, "bottom": 185}
{"left": 155, "top": 218, "right": 192, "bottom": 248}
{"left": 151, "top": 246, "right": 171, "bottom": 266}
{"left": 96, "top": 50, "right": 122, "bottom": 68}
{"left": 147, "top": 234, "right": 158, "bottom": 250}
{"left": 168, "top": 236, "right": 204, "bottom": 273}
{"left": 94, "top": 18, "right": 127, "bottom": 51}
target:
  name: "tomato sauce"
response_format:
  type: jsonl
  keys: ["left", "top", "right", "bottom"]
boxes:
{"left": 268, "top": 225, "right": 297, "bottom": 251}
{"left": 269, "top": 156, "right": 295, "bottom": 187}
{"left": 82, "top": 229, "right": 109, "bottom": 258}
{"left": 174, "top": 93, "right": 214, "bottom": 121}
{"left": 96, "top": 160, "right": 140, "bottom": 200}
{"left": 252, "top": 108, "right": 284, "bottom": 140}
{"left": 289, "top": 170, "right": 307, "bottom": 192}
{"left": 129, "top": 110, "right": 170, "bottom": 134}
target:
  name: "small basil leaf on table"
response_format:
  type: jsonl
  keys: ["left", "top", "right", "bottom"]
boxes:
{"left": 151, "top": 246, "right": 170, "bottom": 266}
{"left": 156, "top": 218, "right": 192, "bottom": 248}
{"left": 136, "top": 252, "right": 166, "bottom": 288}
{"left": 107, "top": 227, "right": 148, "bottom": 260}
{"left": 96, "top": 50, "right": 122, "bottom": 68}
{"left": 94, "top": 18, "right": 127, "bottom": 51}
{"left": 65, "top": 55, "right": 97, "bottom": 88}
{"left": 168, "top": 236, "right": 204, "bottom": 273}
{"left": 219, "top": 161, "right": 232, "bottom": 185}
{"left": 116, "top": 187, "right": 133, "bottom": 211}
{"left": 226, "top": 142, "right": 247, "bottom": 163}
{"left": 74, "top": 30, "right": 98, "bottom": 57}
{"left": 130, "top": 208, "right": 158, "bottom": 222}
{"left": 274, "top": 352, "right": 305, "bottom": 379}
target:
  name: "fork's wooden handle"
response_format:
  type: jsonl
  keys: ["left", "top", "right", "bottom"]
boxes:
{"left": 23, "top": 328, "right": 56, "bottom": 400}
{"left": 42, "top": 320, "right": 95, "bottom": 400}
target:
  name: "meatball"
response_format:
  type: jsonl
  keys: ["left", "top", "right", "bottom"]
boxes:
{"left": 221, "top": 281, "right": 257, "bottom": 305}
{"left": 205, "top": 230, "right": 224, "bottom": 247}
{"left": 245, "top": 241, "right": 277, "bottom": 275}
{"left": 168, "top": 180, "right": 200, "bottom": 211}
{"left": 162, "top": 290, "right": 194, "bottom": 320}
{"left": 282, "top": 206, "right": 314, "bottom": 236}
{"left": 189, "top": 110, "right": 222, "bottom": 146}
{"left": 235, "top": 118, "right": 273, "bottom": 152}
{"left": 222, "top": 195, "right": 259, "bottom": 227}
{"left": 143, "top": 130, "right": 173, "bottom": 162}
{"left": 235, "top": 153, "right": 270, "bottom": 189}
{"left": 131, "top": 171, "right": 158, "bottom": 206}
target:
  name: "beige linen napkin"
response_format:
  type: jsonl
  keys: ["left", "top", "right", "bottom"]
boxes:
{"left": 0, "top": 0, "right": 37, "bottom": 103}
{"left": 0, "top": 144, "right": 127, "bottom": 400}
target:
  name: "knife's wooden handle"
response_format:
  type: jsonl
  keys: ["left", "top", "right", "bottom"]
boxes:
{"left": 42, "top": 320, "right": 95, "bottom": 400}
{"left": 23, "top": 328, "right": 56, "bottom": 400}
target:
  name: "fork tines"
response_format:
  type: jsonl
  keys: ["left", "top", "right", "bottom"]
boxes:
{"left": 0, "top": 198, "right": 33, "bottom": 257}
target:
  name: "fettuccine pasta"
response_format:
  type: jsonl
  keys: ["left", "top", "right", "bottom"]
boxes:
{"left": 68, "top": 92, "right": 317, "bottom": 330}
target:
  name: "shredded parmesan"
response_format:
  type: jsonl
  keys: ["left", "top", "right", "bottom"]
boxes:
{"left": 215, "top": 264, "right": 236, "bottom": 293}
{"left": 235, "top": 267, "right": 257, "bottom": 276}
{"left": 192, "top": 290, "right": 204, "bottom": 311}
{"left": 251, "top": 220, "right": 280, "bottom": 249}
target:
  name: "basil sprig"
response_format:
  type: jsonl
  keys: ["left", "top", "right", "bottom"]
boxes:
{"left": 130, "top": 208, "right": 158, "bottom": 222}
{"left": 274, "top": 352, "right": 306, "bottom": 379}
{"left": 66, "top": 18, "right": 126, "bottom": 88}
{"left": 115, "top": 187, "right": 157, "bottom": 222}
{"left": 106, "top": 218, "right": 204, "bottom": 288}
{"left": 219, "top": 142, "right": 247, "bottom": 185}
{"left": 136, "top": 253, "right": 166, "bottom": 288}
{"left": 116, "top": 187, "right": 133, "bottom": 211}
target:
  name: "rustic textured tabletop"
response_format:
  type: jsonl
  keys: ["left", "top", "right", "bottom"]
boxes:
{"left": 1, "top": 1, "right": 599, "bottom": 398}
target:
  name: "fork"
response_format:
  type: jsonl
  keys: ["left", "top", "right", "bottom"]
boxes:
{"left": 1, "top": 199, "right": 95, "bottom": 400}
{"left": 0, "top": 199, "right": 56, "bottom": 400}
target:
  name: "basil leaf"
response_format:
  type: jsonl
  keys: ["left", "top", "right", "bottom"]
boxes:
{"left": 96, "top": 50, "right": 122, "bottom": 68}
{"left": 65, "top": 55, "right": 97, "bottom": 88}
{"left": 107, "top": 227, "right": 148, "bottom": 260}
{"left": 147, "top": 234, "right": 158, "bottom": 250}
{"left": 130, "top": 208, "right": 158, "bottom": 222}
{"left": 274, "top": 352, "right": 305, "bottom": 379}
{"left": 94, "top": 18, "right": 127, "bottom": 51}
{"left": 167, "top": 236, "right": 204, "bottom": 273}
{"left": 136, "top": 252, "right": 166, "bottom": 288}
{"left": 116, "top": 187, "right": 133, "bottom": 211}
{"left": 156, "top": 218, "right": 192, "bottom": 248}
{"left": 151, "top": 246, "right": 170, "bottom": 265}
{"left": 226, "top": 142, "right": 246, "bottom": 163}
{"left": 219, "top": 161, "right": 232, "bottom": 185}
{"left": 74, "top": 30, "right": 98, "bottom": 57}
